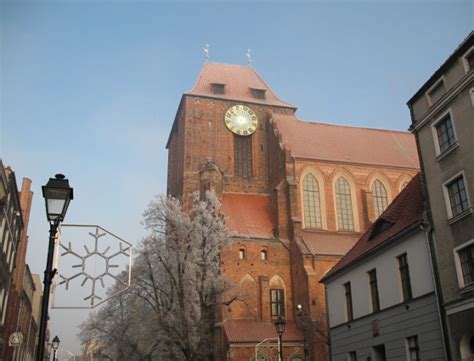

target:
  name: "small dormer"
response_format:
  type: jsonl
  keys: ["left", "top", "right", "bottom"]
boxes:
{"left": 368, "top": 219, "right": 393, "bottom": 240}
{"left": 251, "top": 88, "right": 266, "bottom": 100}
{"left": 211, "top": 83, "right": 225, "bottom": 95}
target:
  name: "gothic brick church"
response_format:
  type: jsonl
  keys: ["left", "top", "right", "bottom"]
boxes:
{"left": 166, "top": 62, "right": 419, "bottom": 361}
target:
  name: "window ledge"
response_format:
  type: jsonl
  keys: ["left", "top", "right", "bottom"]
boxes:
{"left": 448, "top": 208, "right": 473, "bottom": 224}
{"left": 436, "top": 142, "right": 459, "bottom": 162}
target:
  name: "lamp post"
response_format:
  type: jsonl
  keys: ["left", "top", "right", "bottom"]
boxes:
{"left": 52, "top": 336, "right": 60, "bottom": 361}
{"left": 296, "top": 304, "right": 308, "bottom": 361}
{"left": 36, "top": 174, "right": 73, "bottom": 361}
{"left": 274, "top": 316, "right": 286, "bottom": 361}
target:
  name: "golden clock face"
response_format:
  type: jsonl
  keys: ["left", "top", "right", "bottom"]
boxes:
{"left": 224, "top": 105, "right": 258, "bottom": 136}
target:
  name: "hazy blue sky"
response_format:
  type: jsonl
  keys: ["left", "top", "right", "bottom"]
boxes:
{"left": 1, "top": 0, "right": 472, "bottom": 355}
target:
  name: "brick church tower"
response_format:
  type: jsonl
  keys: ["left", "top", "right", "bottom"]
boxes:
{"left": 166, "top": 62, "right": 419, "bottom": 361}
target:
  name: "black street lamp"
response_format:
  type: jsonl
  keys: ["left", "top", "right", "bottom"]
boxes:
{"left": 52, "top": 336, "right": 60, "bottom": 361}
{"left": 274, "top": 316, "right": 286, "bottom": 361}
{"left": 36, "top": 174, "right": 73, "bottom": 361}
{"left": 296, "top": 304, "right": 309, "bottom": 361}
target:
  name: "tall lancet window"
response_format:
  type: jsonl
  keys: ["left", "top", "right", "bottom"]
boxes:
{"left": 335, "top": 177, "right": 354, "bottom": 231}
{"left": 372, "top": 180, "right": 389, "bottom": 218}
{"left": 302, "top": 174, "right": 322, "bottom": 228}
{"left": 234, "top": 135, "right": 253, "bottom": 178}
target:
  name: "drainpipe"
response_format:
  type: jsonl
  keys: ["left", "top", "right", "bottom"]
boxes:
{"left": 420, "top": 221, "right": 451, "bottom": 360}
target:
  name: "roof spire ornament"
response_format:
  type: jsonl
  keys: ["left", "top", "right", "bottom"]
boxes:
{"left": 246, "top": 48, "right": 252, "bottom": 66}
{"left": 204, "top": 44, "right": 210, "bottom": 62}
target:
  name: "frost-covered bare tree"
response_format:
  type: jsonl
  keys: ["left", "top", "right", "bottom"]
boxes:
{"left": 80, "top": 191, "right": 233, "bottom": 361}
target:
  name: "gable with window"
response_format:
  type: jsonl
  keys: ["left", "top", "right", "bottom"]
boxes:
{"left": 211, "top": 83, "right": 225, "bottom": 94}
{"left": 302, "top": 174, "right": 322, "bottom": 228}
{"left": 251, "top": 88, "right": 266, "bottom": 99}
{"left": 335, "top": 177, "right": 355, "bottom": 231}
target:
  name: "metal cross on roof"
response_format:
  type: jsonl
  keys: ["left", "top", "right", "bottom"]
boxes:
{"left": 204, "top": 44, "right": 209, "bottom": 62}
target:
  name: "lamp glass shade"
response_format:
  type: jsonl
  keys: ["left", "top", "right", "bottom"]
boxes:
{"left": 274, "top": 316, "right": 286, "bottom": 335}
{"left": 52, "top": 336, "right": 60, "bottom": 350}
{"left": 42, "top": 174, "right": 73, "bottom": 222}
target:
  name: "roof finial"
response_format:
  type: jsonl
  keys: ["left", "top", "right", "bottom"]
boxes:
{"left": 204, "top": 44, "right": 210, "bottom": 62}
{"left": 246, "top": 48, "right": 252, "bottom": 66}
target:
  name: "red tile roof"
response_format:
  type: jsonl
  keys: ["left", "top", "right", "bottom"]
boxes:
{"left": 271, "top": 113, "right": 419, "bottom": 169}
{"left": 301, "top": 231, "right": 361, "bottom": 256}
{"left": 221, "top": 193, "right": 275, "bottom": 238}
{"left": 224, "top": 319, "right": 303, "bottom": 343}
{"left": 187, "top": 62, "right": 296, "bottom": 109}
{"left": 321, "top": 173, "right": 423, "bottom": 282}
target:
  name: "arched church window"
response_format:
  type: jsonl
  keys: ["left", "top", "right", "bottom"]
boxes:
{"left": 302, "top": 174, "right": 322, "bottom": 228}
{"left": 234, "top": 135, "right": 253, "bottom": 178}
{"left": 372, "top": 180, "right": 389, "bottom": 218}
{"left": 261, "top": 250, "right": 267, "bottom": 261}
{"left": 335, "top": 177, "right": 354, "bottom": 231}
{"left": 239, "top": 249, "right": 246, "bottom": 259}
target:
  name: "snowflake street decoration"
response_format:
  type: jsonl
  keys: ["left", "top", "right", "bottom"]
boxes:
{"left": 52, "top": 224, "right": 132, "bottom": 309}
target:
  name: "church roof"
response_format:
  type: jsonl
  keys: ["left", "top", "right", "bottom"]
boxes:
{"left": 186, "top": 62, "right": 296, "bottom": 109}
{"left": 221, "top": 193, "right": 275, "bottom": 239}
{"left": 224, "top": 319, "right": 303, "bottom": 343}
{"left": 271, "top": 113, "right": 419, "bottom": 169}
{"left": 301, "top": 231, "right": 360, "bottom": 256}
{"left": 321, "top": 173, "right": 423, "bottom": 283}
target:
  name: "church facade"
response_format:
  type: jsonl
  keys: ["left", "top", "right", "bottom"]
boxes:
{"left": 166, "top": 62, "right": 419, "bottom": 361}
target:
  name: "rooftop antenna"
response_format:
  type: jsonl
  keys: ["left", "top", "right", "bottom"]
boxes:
{"left": 204, "top": 44, "right": 210, "bottom": 62}
{"left": 246, "top": 48, "right": 252, "bottom": 66}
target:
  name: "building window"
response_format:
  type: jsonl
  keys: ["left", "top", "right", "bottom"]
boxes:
{"left": 458, "top": 243, "right": 474, "bottom": 287}
{"left": 372, "top": 180, "right": 389, "bottom": 218}
{"left": 446, "top": 175, "right": 469, "bottom": 218}
{"left": 302, "top": 174, "right": 322, "bottom": 228}
{"left": 261, "top": 250, "right": 267, "bottom": 261}
{"left": 368, "top": 269, "right": 380, "bottom": 312}
{"left": 335, "top": 177, "right": 354, "bottom": 231}
{"left": 372, "top": 344, "right": 387, "bottom": 361}
{"left": 251, "top": 88, "right": 266, "bottom": 99}
{"left": 234, "top": 135, "right": 253, "bottom": 178}
{"left": 270, "top": 289, "right": 285, "bottom": 317}
{"left": 239, "top": 249, "right": 245, "bottom": 259}
{"left": 435, "top": 114, "right": 456, "bottom": 154}
{"left": 398, "top": 253, "right": 413, "bottom": 301}
{"left": 211, "top": 83, "right": 225, "bottom": 94}
{"left": 344, "top": 282, "right": 353, "bottom": 321}
{"left": 426, "top": 78, "right": 445, "bottom": 106}
{"left": 406, "top": 336, "right": 420, "bottom": 361}
{"left": 348, "top": 351, "right": 357, "bottom": 361}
